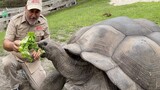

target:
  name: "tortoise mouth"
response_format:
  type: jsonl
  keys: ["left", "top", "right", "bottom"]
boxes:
{"left": 40, "top": 52, "right": 46, "bottom": 58}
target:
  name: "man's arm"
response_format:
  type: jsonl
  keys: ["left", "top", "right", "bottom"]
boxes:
{"left": 3, "top": 39, "right": 20, "bottom": 52}
{"left": 3, "top": 16, "right": 19, "bottom": 52}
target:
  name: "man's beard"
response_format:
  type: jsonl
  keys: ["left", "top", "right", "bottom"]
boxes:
{"left": 26, "top": 16, "right": 38, "bottom": 26}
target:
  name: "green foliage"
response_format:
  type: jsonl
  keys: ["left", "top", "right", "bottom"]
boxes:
{"left": 0, "top": 0, "right": 27, "bottom": 7}
{"left": 0, "top": 1, "right": 3, "bottom": 7}
{"left": 0, "top": 0, "right": 51, "bottom": 7}
{"left": 18, "top": 32, "right": 44, "bottom": 63}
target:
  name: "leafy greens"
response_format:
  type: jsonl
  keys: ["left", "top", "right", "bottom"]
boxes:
{"left": 18, "top": 32, "right": 44, "bottom": 62}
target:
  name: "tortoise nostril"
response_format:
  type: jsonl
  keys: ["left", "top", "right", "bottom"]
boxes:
{"left": 38, "top": 43, "right": 41, "bottom": 47}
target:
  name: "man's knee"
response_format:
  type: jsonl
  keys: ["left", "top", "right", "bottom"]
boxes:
{"left": 3, "top": 57, "right": 12, "bottom": 69}
{"left": 2, "top": 54, "right": 18, "bottom": 74}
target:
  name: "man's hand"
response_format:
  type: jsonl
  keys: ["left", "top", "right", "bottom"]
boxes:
{"left": 3, "top": 39, "right": 21, "bottom": 52}
{"left": 31, "top": 49, "right": 41, "bottom": 61}
{"left": 12, "top": 40, "right": 21, "bottom": 52}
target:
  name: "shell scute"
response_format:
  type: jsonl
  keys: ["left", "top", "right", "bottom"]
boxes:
{"left": 76, "top": 25, "right": 125, "bottom": 57}
{"left": 113, "top": 36, "right": 160, "bottom": 89}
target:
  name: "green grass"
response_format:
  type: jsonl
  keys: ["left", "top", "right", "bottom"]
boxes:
{"left": 0, "top": 31, "right": 5, "bottom": 56}
{"left": 1, "top": 0, "right": 160, "bottom": 55}
{"left": 46, "top": 0, "right": 160, "bottom": 42}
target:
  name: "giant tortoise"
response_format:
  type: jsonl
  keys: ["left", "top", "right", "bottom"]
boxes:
{"left": 38, "top": 16, "right": 160, "bottom": 90}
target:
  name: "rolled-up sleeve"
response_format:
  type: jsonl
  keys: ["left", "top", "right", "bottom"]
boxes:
{"left": 5, "top": 19, "right": 16, "bottom": 41}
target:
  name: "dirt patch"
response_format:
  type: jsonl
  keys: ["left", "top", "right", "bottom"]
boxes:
{"left": 0, "top": 56, "right": 55, "bottom": 90}
{"left": 0, "top": 57, "right": 10, "bottom": 90}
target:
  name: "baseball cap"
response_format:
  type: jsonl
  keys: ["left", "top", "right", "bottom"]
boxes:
{"left": 27, "top": 0, "right": 42, "bottom": 11}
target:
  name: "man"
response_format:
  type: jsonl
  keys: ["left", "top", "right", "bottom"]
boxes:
{"left": 2, "top": 0, "right": 50, "bottom": 90}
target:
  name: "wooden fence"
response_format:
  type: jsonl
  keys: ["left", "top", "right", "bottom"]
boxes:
{"left": 0, "top": 0, "right": 76, "bottom": 31}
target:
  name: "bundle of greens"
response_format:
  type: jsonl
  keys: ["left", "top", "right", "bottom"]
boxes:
{"left": 18, "top": 32, "right": 44, "bottom": 62}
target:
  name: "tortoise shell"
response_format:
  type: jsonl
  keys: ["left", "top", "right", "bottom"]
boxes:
{"left": 64, "top": 16, "right": 160, "bottom": 90}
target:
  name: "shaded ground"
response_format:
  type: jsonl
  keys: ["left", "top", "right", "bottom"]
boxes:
{"left": 0, "top": 56, "right": 55, "bottom": 90}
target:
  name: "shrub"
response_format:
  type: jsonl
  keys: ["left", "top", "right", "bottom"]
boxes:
{"left": 0, "top": 0, "right": 27, "bottom": 7}
{"left": 0, "top": 0, "right": 50, "bottom": 8}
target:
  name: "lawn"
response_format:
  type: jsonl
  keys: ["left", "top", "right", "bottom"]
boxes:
{"left": 0, "top": 31, "right": 5, "bottom": 56}
{"left": 46, "top": 0, "right": 160, "bottom": 42}
{"left": 0, "top": 0, "right": 160, "bottom": 55}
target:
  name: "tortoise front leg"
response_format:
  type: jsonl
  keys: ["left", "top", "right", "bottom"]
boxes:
{"left": 40, "top": 70, "right": 66, "bottom": 90}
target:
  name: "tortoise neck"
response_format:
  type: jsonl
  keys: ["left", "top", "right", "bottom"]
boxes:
{"left": 50, "top": 45, "right": 94, "bottom": 83}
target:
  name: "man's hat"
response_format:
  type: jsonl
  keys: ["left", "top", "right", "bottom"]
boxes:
{"left": 27, "top": 0, "right": 42, "bottom": 11}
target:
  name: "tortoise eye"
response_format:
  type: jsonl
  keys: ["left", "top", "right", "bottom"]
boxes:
{"left": 38, "top": 41, "right": 47, "bottom": 48}
{"left": 43, "top": 42, "right": 48, "bottom": 46}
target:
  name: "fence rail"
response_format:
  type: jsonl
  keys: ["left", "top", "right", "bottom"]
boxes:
{"left": 0, "top": 0, "right": 76, "bottom": 30}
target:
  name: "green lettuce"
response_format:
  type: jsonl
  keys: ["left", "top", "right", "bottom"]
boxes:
{"left": 18, "top": 32, "right": 44, "bottom": 62}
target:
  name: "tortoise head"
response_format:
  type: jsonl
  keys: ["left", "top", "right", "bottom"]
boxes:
{"left": 38, "top": 39, "right": 61, "bottom": 60}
